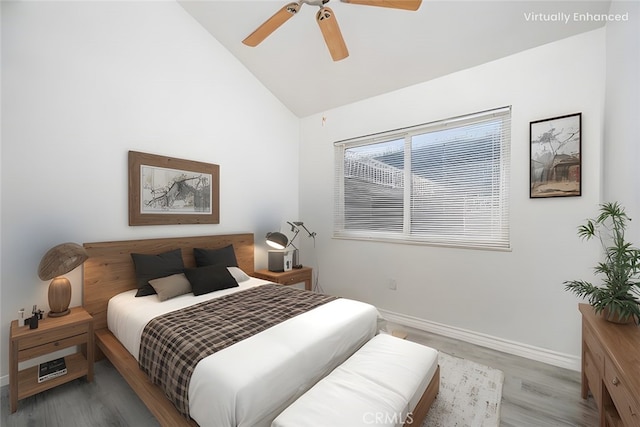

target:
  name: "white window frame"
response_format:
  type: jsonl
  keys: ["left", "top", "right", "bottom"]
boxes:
{"left": 333, "top": 106, "right": 511, "bottom": 250}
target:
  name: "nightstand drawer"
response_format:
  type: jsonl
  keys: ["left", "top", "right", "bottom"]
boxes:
{"left": 279, "top": 271, "right": 309, "bottom": 285}
{"left": 18, "top": 332, "right": 88, "bottom": 362}
{"left": 604, "top": 358, "right": 640, "bottom": 427}
{"left": 17, "top": 323, "right": 89, "bottom": 351}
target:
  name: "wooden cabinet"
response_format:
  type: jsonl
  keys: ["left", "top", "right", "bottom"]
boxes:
{"left": 9, "top": 306, "right": 94, "bottom": 413}
{"left": 580, "top": 304, "right": 640, "bottom": 427}
{"left": 253, "top": 267, "right": 313, "bottom": 291}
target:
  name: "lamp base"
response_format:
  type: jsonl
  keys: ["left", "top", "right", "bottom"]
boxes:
{"left": 48, "top": 276, "right": 72, "bottom": 317}
{"left": 269, "top": 250, "right": 291, "bottom": 272}
{"left": 48, "top": 309, "right": 71, "bottom": 317}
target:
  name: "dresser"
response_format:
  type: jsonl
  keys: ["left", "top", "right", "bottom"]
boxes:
{"left": 580, "top": 303, "right": 640, "bottom": 426}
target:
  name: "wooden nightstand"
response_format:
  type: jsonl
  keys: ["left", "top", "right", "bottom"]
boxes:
{"left": 253, "top": 266, "right": 313, "bottom": 291}
{"left": 9, "top": 306, "right": 94, "bottom": 413}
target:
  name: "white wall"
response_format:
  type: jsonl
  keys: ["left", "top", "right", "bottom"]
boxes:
{"left": 0, "top": 1, "right": 299, "bottom": 380}
{"left": 2, "top": 0, "right": 634, "bottom": 387}
{"left": 299, "top": 29, "right": 607, "bottom": 366}
{"left": 603, "top": 0, "right": 640, "bottom": 243}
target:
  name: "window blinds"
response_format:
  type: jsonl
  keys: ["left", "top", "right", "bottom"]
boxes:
{"left": 334, "top": 106, "right": 511, "bottom": 250}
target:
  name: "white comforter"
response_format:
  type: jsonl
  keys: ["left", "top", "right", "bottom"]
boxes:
{"left": 107, "top": 278, "right": 379, "bottom": 427}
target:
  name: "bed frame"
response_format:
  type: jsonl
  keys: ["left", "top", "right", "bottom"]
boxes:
{"left": 82, "top": 233, "right": 254, "bottom": 426}
{"left": 82, "top": 233, "right": 438, "bottom": 427}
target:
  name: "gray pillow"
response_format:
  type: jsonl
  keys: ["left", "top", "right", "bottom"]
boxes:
{"left": 149, "top": 273, "right": 192, "bottom": 302}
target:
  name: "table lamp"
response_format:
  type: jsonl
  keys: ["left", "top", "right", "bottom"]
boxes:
{"left": 38, "top": 242, "right": 89, "bottom": 317}
{"left": 266, "top": 222, "right": 316, "bottom": 269}
{"left": 266, "top": 232, "right": 288, "bottom": 250}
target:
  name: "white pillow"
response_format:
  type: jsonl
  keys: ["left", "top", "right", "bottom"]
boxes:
{"left": 227, "top": 266, "right": 251, "bottom": 282}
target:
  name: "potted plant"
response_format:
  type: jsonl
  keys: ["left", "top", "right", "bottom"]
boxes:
{"left": 564, "top": 202, "right": 640, "bottom": 324}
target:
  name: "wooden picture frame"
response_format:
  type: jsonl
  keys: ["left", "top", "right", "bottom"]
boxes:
{"left": 530, "top": 113, "right": 582, "bottom": 198}
{"left": 128, "top": 151, "right": 220, "bottom": 225}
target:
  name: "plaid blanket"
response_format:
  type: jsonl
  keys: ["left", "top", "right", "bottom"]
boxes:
{"left": 138, "top": 284, "right": 338, "bottom": 418}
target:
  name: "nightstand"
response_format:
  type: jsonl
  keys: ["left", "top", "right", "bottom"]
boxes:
{"left": 9, "top": 306, "right": 94, "bottom": 413}
{"left": 253, "top": 266, "right": 313, "bottom": 291}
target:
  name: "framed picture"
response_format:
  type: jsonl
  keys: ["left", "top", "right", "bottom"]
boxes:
{"left": 530, "top": 113, "right": 582, "bottom": 198}
{"left": 128, "top": 151, "right": 220, "bottom": 225}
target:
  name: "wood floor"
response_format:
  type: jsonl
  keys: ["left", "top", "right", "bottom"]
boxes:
{"left": 1, "top": 327, "right": 599, "bottom": 427}
{"left": 404, "top": 327, "right": 599, "bottom": 427}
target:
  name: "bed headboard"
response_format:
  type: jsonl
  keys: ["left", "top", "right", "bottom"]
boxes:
{"left": 82, "top": 233, "right": 254, "bottom": 331}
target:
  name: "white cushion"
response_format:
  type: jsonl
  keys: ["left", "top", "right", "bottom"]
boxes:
{"left": 272, "top": 333, "right": 439, "bottom": 427}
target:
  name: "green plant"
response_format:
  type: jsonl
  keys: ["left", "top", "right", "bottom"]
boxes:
{"left": 564, "top": 202, "right": 640, "bottom": 324}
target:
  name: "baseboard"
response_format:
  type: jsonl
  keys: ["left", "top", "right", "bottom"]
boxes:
{"left": 378, "top": 308, "right": 581, "bottom": 372}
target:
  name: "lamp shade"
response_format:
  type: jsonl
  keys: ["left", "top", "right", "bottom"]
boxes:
{"left": 38, "top": 242, "right": 88, "bottom": 317}
{"left": 38, "top": 242, "right": 89, "bottom": 280}
{"left": 266, "top": 232, "right": 288, "bottom": 250}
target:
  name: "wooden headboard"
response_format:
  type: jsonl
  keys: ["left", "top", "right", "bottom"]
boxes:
{"left": 82, "top": 233, "right": 254, "bottom": 331}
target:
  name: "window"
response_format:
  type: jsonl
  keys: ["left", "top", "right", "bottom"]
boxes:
{"left": 334, "top": 107, "right": 511, "bottom": 250}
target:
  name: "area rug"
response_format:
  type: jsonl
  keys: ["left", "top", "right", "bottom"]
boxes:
{"left": 422, "top": 352, "right": 504, "bottom": 427}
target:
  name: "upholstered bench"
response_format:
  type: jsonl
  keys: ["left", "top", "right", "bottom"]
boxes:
{"left": 272, "top": 333, "right": 440, "bottom": 427}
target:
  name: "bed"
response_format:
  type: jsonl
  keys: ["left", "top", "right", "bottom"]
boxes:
{"left": 82, "top": 233, "right": 379, "bottom": 427}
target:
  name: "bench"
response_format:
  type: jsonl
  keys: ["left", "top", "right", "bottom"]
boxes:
{"left": 272, "top": 333, "right": 440, "bottom": 427}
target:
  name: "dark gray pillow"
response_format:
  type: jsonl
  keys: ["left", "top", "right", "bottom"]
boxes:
{"left": 184, "top": 263, "right": 238, "bottom": 296}
{"left": 194, "top": 245, "right": 238, "bottom": 268}
{"left": 131, "top": 249, "right": 185, "bottom": 297}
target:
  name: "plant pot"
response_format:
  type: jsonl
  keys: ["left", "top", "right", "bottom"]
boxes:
{"left": 601, "top": 306, "right": 634, "bottom": 324}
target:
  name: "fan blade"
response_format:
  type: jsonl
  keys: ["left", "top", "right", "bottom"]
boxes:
{"left": 341, "top": 0, "right": 422, "bottom": 11}
{"left": 242, "top": 2, "right": 300, "bottom": 47}
{"left": 316, "top": 7, "right": 349, "bottom": 61}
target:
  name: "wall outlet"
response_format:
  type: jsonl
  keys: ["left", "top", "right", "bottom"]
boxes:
{"left": 388, "top": 279, "right": 397, "bottom": 290}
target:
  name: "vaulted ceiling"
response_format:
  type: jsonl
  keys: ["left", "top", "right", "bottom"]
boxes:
{"left": 179, "top": 1, "right": 611, "bottom": 117}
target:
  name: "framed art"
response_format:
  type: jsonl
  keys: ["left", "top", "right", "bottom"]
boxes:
{"left": 128, "top": 151, "right": 220, "bottom": 225}
{"left": 530, "top": 112, "right": 582, "bottom": 198}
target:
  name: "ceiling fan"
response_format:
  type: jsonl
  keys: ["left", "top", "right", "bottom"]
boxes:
{"left": 242, "top": 0, "right": 422, "bottom": 62}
